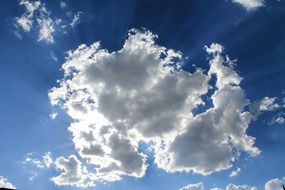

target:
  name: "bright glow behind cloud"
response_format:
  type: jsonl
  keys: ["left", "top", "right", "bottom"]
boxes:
{"left": 49, "top": 29, "right": 260, "bottom": 187}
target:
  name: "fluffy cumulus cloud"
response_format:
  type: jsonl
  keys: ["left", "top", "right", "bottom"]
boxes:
{"left": 15, "top": 0, "right": 81, "bottom": 43}
{"left": 49, "top": 29, "right": 260, "bottom": 187}
{"left": 231, "top": 0, "right": 265, "bottom": 11}
{"left": 180, "top": 182, "right": 204, "bottom": 190}
{"left": 0, "top": 176, "right": 16, "bottom": 189}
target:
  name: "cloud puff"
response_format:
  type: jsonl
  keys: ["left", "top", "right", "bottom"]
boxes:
{"left": 265, "top": 178, "right": 285, "bottom": 190}
{"left": 49, "top": 29, "right": 260, "bottom": 187}
{"left": 250, "top": 96, "right": 284, "bottom": 123}
{"left": 268, "top": 112, "right": 285, "bottom": 126}
{"left": 23, "top": 152, "right": 53, "bottom": 169}
{"left": 15, "top": 0, "right": 59, "bottom": 43}
{"left": 181, "top": 183, "right": 257, "bottom": 190}
{"left": 180, "top": 182, "right": 204, "bottom": 190}
{"left": 0, "top": 176, "right": 16, "bottom": 189}
{"left": 15, "top": 0, "right": 81, "bottom": 43}
{"left": 231, "top": 0, "right": 264, "bottom": 11}
{"left": 22, "top": 152, "right": 54, "bottom": 180}
{"left": 229, "top": 167, "right": 241, "bottom": 177}
{"left": 257, "top": 97, "right": 280, "bottom": 111}
{"left": 226, "top": 184, "right": 257, "bottom": 190}
{"left": 51, "top": 155, "right": 95, "bottom": 188}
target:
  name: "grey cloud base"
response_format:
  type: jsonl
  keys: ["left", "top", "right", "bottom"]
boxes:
{"left": 49, "top": 29, "right": 260, "bottom": 187}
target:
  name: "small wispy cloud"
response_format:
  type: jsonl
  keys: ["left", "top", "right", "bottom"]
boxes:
{"left": 229, "top": 167, "right": 241, "bottom": 177}
{"left": 22, "top": 151, "right": 54, "bottom": 180}
{"left": 15, "top": 0, "right": 82, "bottom": 43}
{"left": 49, "top": 112, "right": 58, "bottom": 120}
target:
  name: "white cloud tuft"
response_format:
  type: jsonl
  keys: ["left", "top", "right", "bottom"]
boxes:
{"left": 16, "top": 16, "right": 33, "bottom": 32}
{"left": 226, "top": 184, "right": 257, "bottom": 190}
{"left": 265, "top": 178, "right": 285, "bottom": 190}
{"left": 0, "top": 176, "right": 16, "bottom": 189}
{"left": 23, "top": 151, "right": 53, "bottom": 169}
{"left": 15, "top": 0, "right": 81, "bottom": 43}
{"left": 49, "top": 29, "right": 260, "bottom": 186}
{"left": 258, "top": 97, "right": 280, "bottom": 111}
{"left": 250, "top": 97, "right": 283, "bottom": 121}
{"left": 231, "top": 0, "right": 265, "bottom": 11}
{"left": 70, "top": 12, "right": 82, "bottom": 27}
{"left": 22, "top": 152, "right": 54, "bottom": 180}
{"left": 51, "top": 155, "right": 95, "bottom": 188}
{"left": 275, "top": 116, "right": 285, "bottom": 124}
{"left": 180, "top": 182, "right": 204, "bottom": 190}
{"left": 60, "top": 1, "right": 67, "bottom": 9}
{"left": 37, "top": 17, "right": 56, "bottom": 43}
{"left": 229, "top": 167, "right": 241, "bottom": 177}
{"left": 50, "top": 112, "right": 58, "bottom": 120}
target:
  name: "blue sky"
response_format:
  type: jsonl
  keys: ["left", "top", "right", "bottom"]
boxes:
{"left": 0, "top": 0, "right": 285, "bottom": 190}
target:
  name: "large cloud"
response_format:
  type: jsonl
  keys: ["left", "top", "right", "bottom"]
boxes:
{"left": 49, "top": 29, "right": 260, "bottom": 187}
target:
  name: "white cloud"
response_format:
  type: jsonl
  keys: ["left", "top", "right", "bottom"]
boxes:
{"left": 265, "top": 178, "right": 285, "bottom": 190}
{"left": 60, "top": 1, "right": 67, "bottom": 9}
{"left": 49, "top": 29, "right": 260, "bottom": 186}
{"left": 180, "top": 182, "right": 204, "bottom": 190}
{"left": 50, "top": 112, "right": 58, "bottom": 120}
{"left": 250, "top": 97, "right": 281, "bottom": 120}
{"left": 258, "top": 97, "right": 280, "bottom": 111}
{"left": 37, "top": 18, "right": 56, "bottom": 43}
{"left": 22, "top": 152, "right": 54, "bottom": 180}
{"left": 231, "top": 0, "right": 265, "bottom": 11}
{"left": 15, "top": 0, "right": 57, "bottom": 43}
{"left": 229, "top": 167, "right": 241, "bottom": 177}
{"left": 226, "top": 184, "right": 257, "bottom": 190}
{"left": 70, "top": 12, "right": 82, "bottom": 27}
{"left": 15, "top": 0, "right": 81, "bottom": 43}
{"left": 51, "top": 155, "right": 95, "bottom": 188}
{"left": 211, "top": 188, "right": 224, "bottom": 190}
{"left": 0, "top": 176, "right": 16, "bottom": 189}
{"left": 275, "top": 116, "right": 285, "bottom": 124}
{"left": 23, "top": 152, "right": 53, "bottom": 169}
{"left": 16, "top": 16, "right": 33, "bottom": 32}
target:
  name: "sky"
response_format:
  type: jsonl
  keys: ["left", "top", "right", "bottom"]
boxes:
{"left": 0, "top": 0, "right": 285, "bottom": 190}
